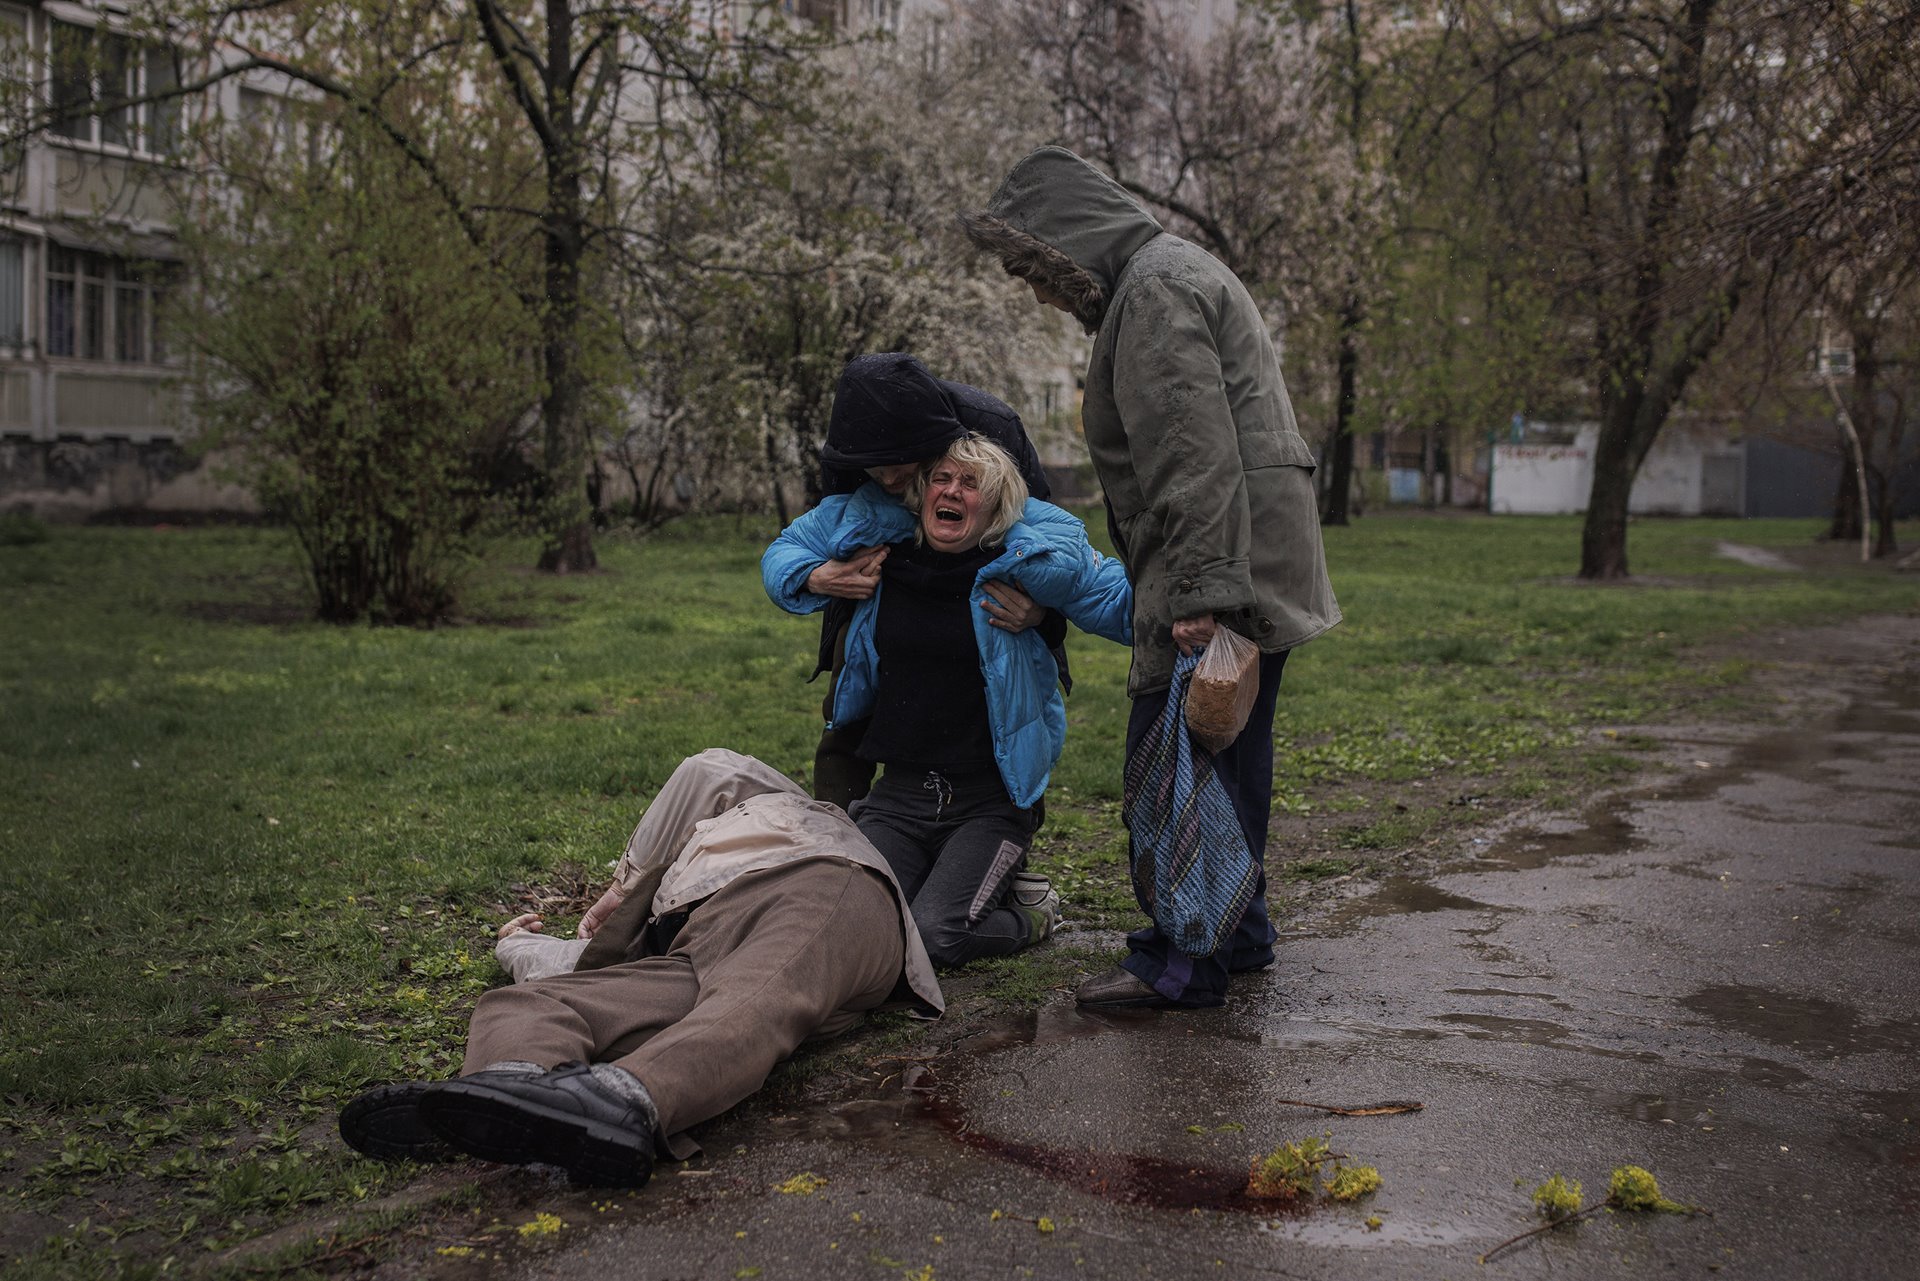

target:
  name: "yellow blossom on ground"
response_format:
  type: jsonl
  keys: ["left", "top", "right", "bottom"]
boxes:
{"left": 516, "top": 1212, "right": 565, "bottom": 1238}
{"left": 776, "top": 1171, "right": 828, "bottom": 1195}
{"left": 1037, "top": 1217, "right": 1056, "bottom": 1233}
{"left": 1609, "top": 1165, "right": 1691, "bottom": 1212}
{"left": 1532, "top": 1175, "right": 1583, "bottom": 1220}
{"left": 1247, "top": 1137, "right": 1330, "bottom": 1200}
{"left": 1325, "top": 1164, "right": 1383, "bottom": 1201}
{"left": 436, "top": 1245, "right": 474, "bottom": 1257}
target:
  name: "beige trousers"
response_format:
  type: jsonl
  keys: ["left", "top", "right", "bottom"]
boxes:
{"left": 461, "top": 859, "right": 903, "bottom": 1156}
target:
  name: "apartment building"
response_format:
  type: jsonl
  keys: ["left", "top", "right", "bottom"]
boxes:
{"left": 0, "top": 1, "right": 270, "bottom": 517}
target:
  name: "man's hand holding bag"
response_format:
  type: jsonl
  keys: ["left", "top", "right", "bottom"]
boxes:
{"left": 1184, "top": 626, "right": 1259, "bottom": 753}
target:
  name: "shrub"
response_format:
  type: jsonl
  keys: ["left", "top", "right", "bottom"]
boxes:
{"left": 180, "top": 118, "right": 538, "bottom": 624}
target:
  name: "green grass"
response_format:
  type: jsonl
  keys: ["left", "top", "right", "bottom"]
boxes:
{"left": 1, "top": 511, "right": 1915, "bottom": 1275}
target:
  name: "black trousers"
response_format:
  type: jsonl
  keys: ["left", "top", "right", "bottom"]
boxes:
{"left": 852, "top": 767, "right": 1038, "bottom": 968}
{"left": 1119, "top": 648, "right": 1289, "bottom": 1006}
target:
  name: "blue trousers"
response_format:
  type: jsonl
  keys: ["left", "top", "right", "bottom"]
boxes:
{"left": 1119, "top": 649, "right": 1289, "bottom": 1007}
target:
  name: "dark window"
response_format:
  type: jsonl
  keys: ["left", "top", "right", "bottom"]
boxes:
{"left": 50, "top": 22, "right": 94, "bottom": 142}
{"left": 45, "top": 249, "right": 170, "bottom": 364}
{"left": 115, "top": 273, "right": 147, "bottom": 363}
{"left": 146, "top": 46, "right": 182, "bottom": 154}
{"left": 49, "top": 20, "right": 186, "bottom": 156}
{"left": 98, "top": 34, "right": 136, "bottom": 148}
{"left": 46, "top": 247, "right": 77, "bottom": 357}
{"left": 0, "top": 237, "right": 22, "bottom": 346}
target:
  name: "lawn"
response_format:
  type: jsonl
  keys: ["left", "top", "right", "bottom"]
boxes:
{"left": 1, "top": 511, "right": 1913, "bottom": 1278}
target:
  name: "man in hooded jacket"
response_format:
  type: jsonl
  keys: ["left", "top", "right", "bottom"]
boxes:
{"left": 963, "top": 146, "right": 1341, "bottom": 1010}
{"left": 799, "top": 353, "right": 1064, "bottom": 811}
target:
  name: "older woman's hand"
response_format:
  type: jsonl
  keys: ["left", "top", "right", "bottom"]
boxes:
{"left": 806, "top": 545, "right": 889, "bottom": 599}
{"left": 980, "top": 579, "right": 1044, "bottom": 632}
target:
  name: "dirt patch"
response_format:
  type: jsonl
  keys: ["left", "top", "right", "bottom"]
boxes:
{"left": 180, "top": 597, "right": 315, "bottom": 627}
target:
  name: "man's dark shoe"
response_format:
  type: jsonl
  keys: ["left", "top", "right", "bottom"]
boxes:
{"left": 418, "top": 1062, "right": 657, "bottom": 1187}
{"left": 339, "top": 1082, "right": 457, "bottom": 1163}
{"left": 1075, "top": 965, "right": 1180, "bottom": 1009}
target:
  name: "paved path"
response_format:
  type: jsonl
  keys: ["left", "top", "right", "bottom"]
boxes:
{"left": 422, "top": 616, "right": 1920, "bottom": 1281}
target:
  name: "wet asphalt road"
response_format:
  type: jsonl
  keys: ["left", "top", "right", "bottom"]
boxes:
{"left": 449, "top": 618, "right": 1919, "bottom": 1281}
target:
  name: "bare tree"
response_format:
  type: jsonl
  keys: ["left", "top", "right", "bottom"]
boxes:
{"left": 618, "top": 15, "right": 1061, "bottom": 521}
{"left": 1423, "top": 0, "right": 1907, "bottom": 577}
{"left": 976, "top": 0, "right": 1377, "bottom": 519}
{"left": 6, "top": 0, "right": 816, "bottom": 571}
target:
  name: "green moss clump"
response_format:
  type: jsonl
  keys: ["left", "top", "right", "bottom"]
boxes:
{"left": 1532, "top": 1174, "right": 1584, "bottom": 1220}
{"left": 1247, "top": 1137, "right": 1331, "bottom": 1200}
{"left": 1608, "top": 1165, "right": 1690, "bottom": 1213}
{"left": 1325, "top": 1164, "right": 1383, "bottom": 1202}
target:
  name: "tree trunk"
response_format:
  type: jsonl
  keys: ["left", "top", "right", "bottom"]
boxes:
{"left": 1321, "top": 290, "right": 1362, "bottom": 526}
{"left": 533, "top": 0, "right": 597, "bottom": 574}
{"left": 1575, "top": 0, "right": 1729, "bottom": 580}
{"left": 1852, "top": 331, "right": 1898, "bottom": 558}
{"left": 1827, "top": 435, "right": 1862, "bottom": 541}
{"left": 1421, "top": 425, "right": 1438, "bottom": 509}
{"left": 1580, "top": 405, "right": 1638, "bottom": 579}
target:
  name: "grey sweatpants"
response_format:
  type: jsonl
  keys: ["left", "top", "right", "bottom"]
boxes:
{"left": 460, "top": 859, "right": 902, "bottom": 1157}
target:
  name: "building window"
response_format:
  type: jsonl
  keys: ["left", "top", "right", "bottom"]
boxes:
{"left": 48, "top": 19, "right": 183, "bottom": 156}
{"left": 148, "top": 46, "right": 182, "bottom": 153}
{"left": 46, "top": 247, "right": 170, "bottom": 364}
{"left": 0, "top": 237, "right": 22, "bottom": 347}
{"left": 115, "top": 270, "right": 147, "bottom": 362}
{"left": 49, "top": 20, "right": 95, "bottom": 142}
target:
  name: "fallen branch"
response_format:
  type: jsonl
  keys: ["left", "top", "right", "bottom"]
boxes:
{"left": 1479, "top": 1204, "right": 1607, "bottom": 1263}
{"left": 1271, "top": 1098, "right": 1423, "bottom": 1117}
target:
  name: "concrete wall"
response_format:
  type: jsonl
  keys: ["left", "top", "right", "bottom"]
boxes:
{"left": 1491, "top": 425, "right": 1745, "bottom": 516}
{"left": 1489, "top": 441, "right": 1593, "bottom": 514}
{"left": 0, "top": 436, "right": 256, "bottom": 521}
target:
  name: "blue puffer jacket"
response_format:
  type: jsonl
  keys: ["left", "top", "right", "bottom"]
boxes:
{"left": 763, "top": 485, "right": 1133, "bottom": 808}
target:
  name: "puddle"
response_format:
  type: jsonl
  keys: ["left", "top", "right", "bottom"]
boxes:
{"left": 1435, "top": 1013, "right": 1573, "bottom": 1045}
{"left": 1736, "top": 1055, "right": 1813, "bottom": 1087}
{"left": 1328, "top": 878, "right": 1498, "bottom": 930}
{"left": 1473, "top": 801, "right": 1644, "bottom": 870}
{"left": 1460, "top": 663, "right": 1920, "bottom": 874}
{"left": 1548, "top": 1079, "right": 1722, "bottom": 1126}
{"left": 1680, "top": 984, "right": 1918, "bottom": 1057}
{"left": 1444, "top": 987, "right": 1570, "bottom": 1008}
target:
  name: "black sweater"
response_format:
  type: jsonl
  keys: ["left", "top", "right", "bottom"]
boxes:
{"left": 856, "top": 541, "right": 998, "bottom": 772}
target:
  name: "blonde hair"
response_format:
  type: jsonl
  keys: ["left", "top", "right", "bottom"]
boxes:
{"left": 906, "top": 435, "right": 1029, "bottom": 550}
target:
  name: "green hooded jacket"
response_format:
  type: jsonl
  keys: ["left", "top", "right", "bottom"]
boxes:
{"left": 965, "top": 146, "right": 1340, "bottom": 695}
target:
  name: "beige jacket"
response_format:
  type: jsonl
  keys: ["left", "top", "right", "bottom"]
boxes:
{"left": 495, "top": 749, "right": 942, "bottom": 1015}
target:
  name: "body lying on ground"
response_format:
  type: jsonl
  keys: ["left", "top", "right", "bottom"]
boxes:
{"left": 338, "top": 748, "right": 942, "bottom": 1187}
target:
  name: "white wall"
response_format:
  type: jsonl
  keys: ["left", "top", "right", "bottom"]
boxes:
{"left": 1491, "top": 425, "right": 1745, "bottom": 516}
{"left": 1489, "top": 440, "right": 1593, "bottom": 514}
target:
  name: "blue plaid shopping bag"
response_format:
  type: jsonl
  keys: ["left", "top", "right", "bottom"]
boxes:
{"left": 1122, "top": 650, "right": 1261, "bottom": 957}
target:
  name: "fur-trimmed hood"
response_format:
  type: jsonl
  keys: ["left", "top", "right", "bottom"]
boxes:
{"left": 961, "top": 146, "right": 1164, "bottom": 335}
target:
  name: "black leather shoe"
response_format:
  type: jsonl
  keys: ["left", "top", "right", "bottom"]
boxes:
{"left": 418, "top": 1062, "right": 657, "bottom": 1187}
{"left": 339, "top": 1082, "right": 456, "bottom": 1163}
{"left": 1075, "top": 965, "right": 1179, "bottom": 1008}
